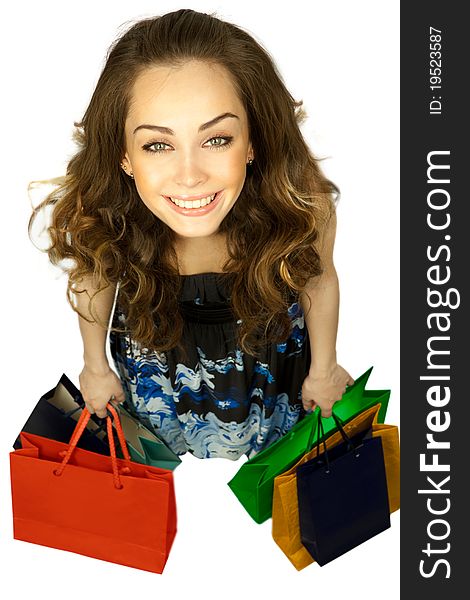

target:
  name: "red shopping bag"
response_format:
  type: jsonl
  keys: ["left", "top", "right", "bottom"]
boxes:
{"left": 10, "top": 404, "right": 177, "bottom": 573}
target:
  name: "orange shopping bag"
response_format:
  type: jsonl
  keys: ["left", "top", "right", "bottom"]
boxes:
{"left": 10, "top": 404, "right": 177, "bottom": 573}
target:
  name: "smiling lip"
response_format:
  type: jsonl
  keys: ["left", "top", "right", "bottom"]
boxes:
{"left": 165, "top": 191, "right": 219, "bottom": 201}
{"left": 164, "top": 190, "right": 222, "bottom": 217}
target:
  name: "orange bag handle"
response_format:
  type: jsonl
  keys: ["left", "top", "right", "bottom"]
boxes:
{"left": 53, "top": 402, "right": 132, "bottom": 490}
{"left": 107, "top": 403, "right": 132, "bottom": 462}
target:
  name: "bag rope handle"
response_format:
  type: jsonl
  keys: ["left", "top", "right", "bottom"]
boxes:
{"left": 314, "top": 417, "right": 331, "bottom": 473}
{"left": 331, "top": 413, "right": 355, "bottom": 451}
{"left": 306, "top": 411, "right": 359, "bottom": 473}
{"left": 53, "top": 400, "right": 132, "bottom": 489}
{"left": 305, "top": 407, "right": 358, "bottom": 454}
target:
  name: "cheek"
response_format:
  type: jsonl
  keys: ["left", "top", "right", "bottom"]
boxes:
{"left": 134, "top": 167, "right": 164, "bottom": 196}
{"left": 133, "top": 181, "right": 160, "bottom": 214}
{"left": 134, "top": 188, "right": 154, "bottom": 213}
{"left": 220, "top": 154, "right": 248, "bottom": 184}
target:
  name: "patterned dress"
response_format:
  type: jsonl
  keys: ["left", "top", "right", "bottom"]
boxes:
{"left": 109, "top": 272, "right": 311, "bottom": 461}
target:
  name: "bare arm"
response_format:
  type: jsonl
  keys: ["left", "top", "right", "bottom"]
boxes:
{"left": 299, "top": 210, "right": 355, "bottom": 417}
{"left": 73, "top": 275, "right": 125, "bottom": 417}
{"left": 299, "top": 211, "right": 339, "bottom": 373}
{"left": 74, "top": 274, "right": 117, "bottom": 374}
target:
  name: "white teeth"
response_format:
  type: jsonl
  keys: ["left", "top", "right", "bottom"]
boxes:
{"left": 169, "top": 193, "right": 216, "bottom": 209}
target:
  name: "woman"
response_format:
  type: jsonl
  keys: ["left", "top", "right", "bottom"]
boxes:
{"left": 28, "top": 8, "right": 353, "bottom": 460}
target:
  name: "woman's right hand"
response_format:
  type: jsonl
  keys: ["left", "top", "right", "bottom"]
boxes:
{"left": 78, "top": 364, "right": 126, "bottom": 419}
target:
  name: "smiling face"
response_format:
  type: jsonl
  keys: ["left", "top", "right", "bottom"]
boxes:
{"left": 121, "top": 60, "right": 254, "bottom": 241}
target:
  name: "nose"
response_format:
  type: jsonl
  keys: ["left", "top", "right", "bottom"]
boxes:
{"left": 173, "top": 148, "right": 207, "bottom": 190}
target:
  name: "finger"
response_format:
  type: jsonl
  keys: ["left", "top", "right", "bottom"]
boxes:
{"left": 109, "top": 400, "right": 124, "bottom": 415}
{"left": 107, "top": 395, "right": 119, "bottom": 410}
{"left": 321, "top": 408, "right": 332, "bottom": 419}
{"left": 85, "top": 400, "right": 110, "bottom": 418}
{"left": 109, "top": 394, "right": 125, "bottom": 405}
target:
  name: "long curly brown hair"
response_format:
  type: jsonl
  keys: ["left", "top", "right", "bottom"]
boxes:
{"left": 28, "top": 8, "right": 339, "bottom": 361}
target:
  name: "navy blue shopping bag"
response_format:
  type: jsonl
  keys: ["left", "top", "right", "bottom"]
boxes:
{"left": 296, "top": 413, "right": 391, "bottom": 566}
{"left": 13, "top": 373, "right": 182, "bottom": 470}
{"left": 13, "top": 373, "right": 109, "bottom": 453}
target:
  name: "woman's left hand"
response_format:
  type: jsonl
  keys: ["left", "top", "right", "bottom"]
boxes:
{"left": 301, "top": 364, "right": 355, "bottom": 418}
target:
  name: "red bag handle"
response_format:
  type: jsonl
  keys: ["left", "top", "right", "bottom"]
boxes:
{"left": 54, "top": 402, "right": 132, "bottom": 489}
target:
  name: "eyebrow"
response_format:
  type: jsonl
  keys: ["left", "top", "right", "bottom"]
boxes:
{"left": 132, "top": 112, "right": 240, "bottom": 135}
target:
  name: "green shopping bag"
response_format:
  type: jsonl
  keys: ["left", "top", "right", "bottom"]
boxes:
{"left": 114, "top": 403, "right": 183, "bottom": 470}
{"left": 227, "top": 367, "right": 390, "bottom": 524}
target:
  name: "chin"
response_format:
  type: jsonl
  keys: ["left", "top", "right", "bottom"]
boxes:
{"left": 173, "top": 222, "right": 223, "bottom": 239}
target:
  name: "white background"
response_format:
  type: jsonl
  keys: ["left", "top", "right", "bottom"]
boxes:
{"left": 0, "top": 0, "right": 399, "bottom": 597}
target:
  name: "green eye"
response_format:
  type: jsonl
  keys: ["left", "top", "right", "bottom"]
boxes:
{"left": 143, "top": 141, "right": 169, "bottom": 153}
{"left": 142, "top": 136, "right": 234, "bottom": 154}
{"left": 205, "top": 136, "right": 234, "bottom": 149}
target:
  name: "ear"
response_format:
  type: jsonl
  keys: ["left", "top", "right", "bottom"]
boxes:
{"left": 121, "top": 152, "right": 131, "bottom": 170}
{"left": 247, "top": 142, "right": 254, "bottom": 162}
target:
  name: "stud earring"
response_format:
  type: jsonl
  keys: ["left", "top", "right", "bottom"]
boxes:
{"left": 120, "top": 162, "right": 134, "bottom": 178}
{"left": 247, "top": 158, "right": 254, "bottom": 166}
